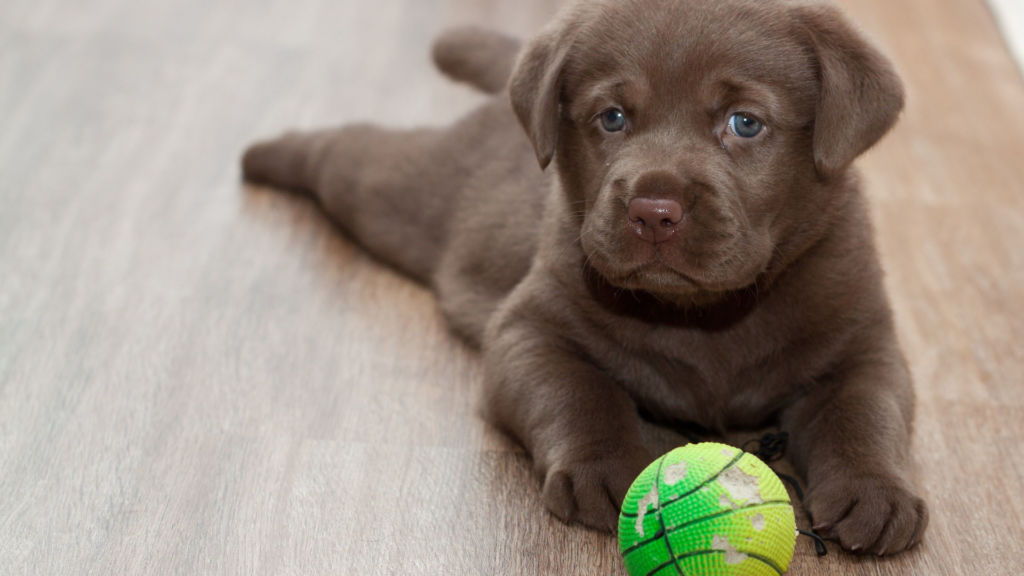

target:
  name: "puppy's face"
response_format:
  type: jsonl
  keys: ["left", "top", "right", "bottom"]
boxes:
{"left": 511, "top": 0, "right": 904, "bottom": 301}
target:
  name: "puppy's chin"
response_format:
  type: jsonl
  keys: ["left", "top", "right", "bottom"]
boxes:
{"left": 586, "top": 261, "right": 746, "bottom": 307}
{"left": 582, "top": 246, "right": 771, "bottom": 308}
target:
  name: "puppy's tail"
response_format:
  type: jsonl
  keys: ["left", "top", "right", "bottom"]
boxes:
{"left": 241, "top": 130, "right": 333, "bottom": 192}
{"left": 432, "top": 27, "right": 522, "bottom": 94}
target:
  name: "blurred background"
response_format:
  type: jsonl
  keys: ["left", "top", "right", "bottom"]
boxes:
{"left": 1, "top": 1, "right": 1021, "bottom": 575}
{"left": 991, "top": 0, "right": 1023, "bottom": 67}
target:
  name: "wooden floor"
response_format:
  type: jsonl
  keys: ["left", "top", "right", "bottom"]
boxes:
{"left": 1, "top": 0, "right": 1022, "bottom": 574}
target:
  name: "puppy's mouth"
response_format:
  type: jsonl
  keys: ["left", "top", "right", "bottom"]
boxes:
{"left": 586, "top": 247, "right": 760, "bottom": 296}
{"left": 615, "top": 261, "right": 704, "bottom": 289}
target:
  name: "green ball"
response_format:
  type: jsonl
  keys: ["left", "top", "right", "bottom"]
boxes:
{"left": 619, "top": 443, "right": 797, "bottom": 576}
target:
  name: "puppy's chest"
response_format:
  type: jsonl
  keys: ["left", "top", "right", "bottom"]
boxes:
{"left": 593, "top": 323, "right": 811, "bottom": 429}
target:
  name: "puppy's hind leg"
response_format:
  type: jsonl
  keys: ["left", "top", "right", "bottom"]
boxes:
{"left": 242, "top": 124, "right": 453, "bottom": 283}
{"left": 242, "top": 129, "right": 334, "bottom": 193}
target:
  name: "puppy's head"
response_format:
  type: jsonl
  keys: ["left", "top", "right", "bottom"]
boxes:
{"left": 510, "top": 0, "right": 903, "bottom": 301}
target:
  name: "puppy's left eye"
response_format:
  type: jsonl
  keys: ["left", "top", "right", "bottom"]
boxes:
{"left": 728, "top": 112, "right": 765, "bottom": 138}
{"left": 600, "top": 108, "right": 627, "bottom": 133}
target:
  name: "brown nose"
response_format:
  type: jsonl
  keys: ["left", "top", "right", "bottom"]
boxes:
{"left": 628, "top": 197, "right": 684, "bottom": 244}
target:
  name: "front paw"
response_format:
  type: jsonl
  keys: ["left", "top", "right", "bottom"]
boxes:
{"left": 808, "top": 474, "right": 929, "bottom": 555}
{"left": 541, "top": 449, "right": 653, "bottom": 533}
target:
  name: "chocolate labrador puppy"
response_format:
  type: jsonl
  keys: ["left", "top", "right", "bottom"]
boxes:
{"left": 242, "top": 0, "right": 928, "bottom": 555}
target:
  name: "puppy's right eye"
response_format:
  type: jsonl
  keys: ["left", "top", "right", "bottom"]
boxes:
{"left": 728, "top": 112, "right": 765, "bottom": 138}
{"left": 599, "top": 108, "right": 627, "bottom": 133}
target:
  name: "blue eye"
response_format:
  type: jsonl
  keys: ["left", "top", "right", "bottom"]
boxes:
{"left": 600, "top": 108, "right": 627, "bottom": 132}
{"left": 728, "top": 112, "right": 765, "bottom": 138}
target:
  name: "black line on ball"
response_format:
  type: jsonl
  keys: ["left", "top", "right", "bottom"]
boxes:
{"left": 621, "top": 450, "right": 745, "bottom": 519}
{"left": 652, "top": 455, "right": 685, "bottom": 576}
{"left": 736, "top": 552, "right": 786, "bottom": 575}
{"left": 622, "top": 500, "right": 792, "bottom": 556}
{"left": 642, "top": 550, "right": 785, "bottom": 576}
{"left": 643, "top": 550, "right": 717, "bottom": 576}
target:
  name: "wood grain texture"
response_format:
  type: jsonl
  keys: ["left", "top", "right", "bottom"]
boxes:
{"left": 0, "top": 0, "right": 1021, "bottom": 574}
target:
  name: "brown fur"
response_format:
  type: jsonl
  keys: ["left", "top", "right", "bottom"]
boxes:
{"left": 242, "top": 0, "right": 927, "bottom": 555}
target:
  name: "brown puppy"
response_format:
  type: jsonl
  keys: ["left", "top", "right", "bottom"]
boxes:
{"left": 242, "top": 0, "right": 928, "bottom": 555}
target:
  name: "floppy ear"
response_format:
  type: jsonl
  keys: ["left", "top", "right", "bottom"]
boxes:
{"left": 796, "top": 4, "right": 905, "bottom": 178}
{"left": 508, "top": 15, "right": 578, "bottom": 170}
